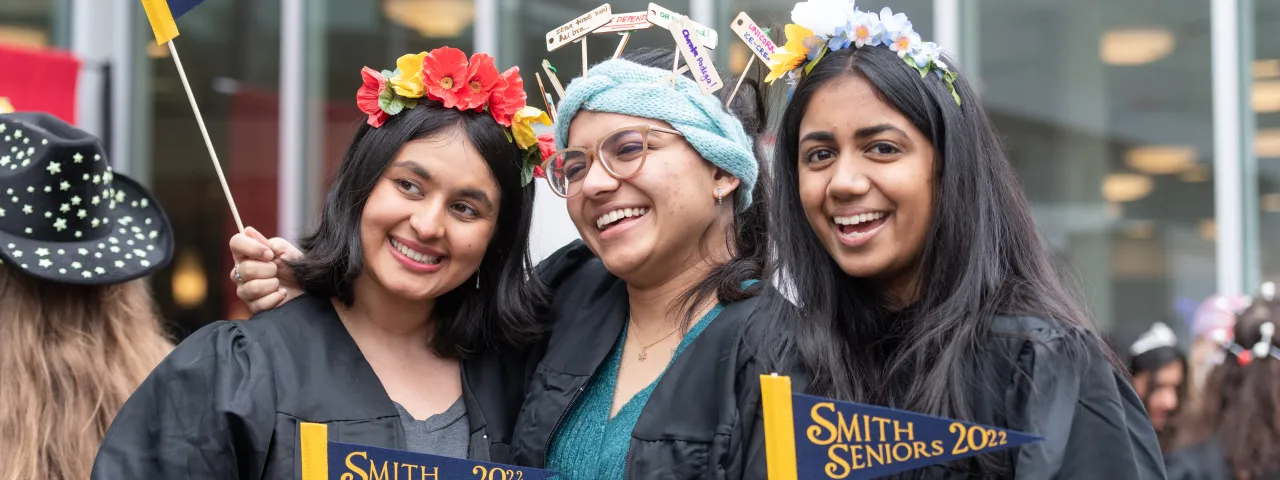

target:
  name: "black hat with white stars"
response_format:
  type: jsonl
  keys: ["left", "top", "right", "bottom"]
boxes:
{"left": 0, "top": 112, "right": 173, "bottom": 285}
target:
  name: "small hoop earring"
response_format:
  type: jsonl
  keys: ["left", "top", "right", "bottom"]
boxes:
{"left": 715, "top": 187, "right": 723, "bottom": 205}
{"left": 475, "top": 272, "right": 481, "bottom": 289}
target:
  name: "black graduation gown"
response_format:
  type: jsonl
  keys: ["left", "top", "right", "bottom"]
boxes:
{"left": 91, "top": 294, "right": 531, "bottom": 479}
{"left": 513, "top": 240, "right": 774, "bottom": 479}
{"left": 901, "top": 315, "right": 1169, "bottom": 479}
{"left": 1166, "top": 437, "right": 1280, "bottom": 480}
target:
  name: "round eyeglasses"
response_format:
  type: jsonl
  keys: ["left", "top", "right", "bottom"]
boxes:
{"left": 542, "top": 125, "right": 685, "bottom": 198}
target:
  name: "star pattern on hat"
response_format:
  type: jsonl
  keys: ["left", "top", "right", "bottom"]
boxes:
{"left": 53, "top": 218, "right": 67, "bottom": 231}
{"left": 59, "top": 181, "right": 69, "bottom": 191}
{"left": 72, "top": 152, "right": 83, "bottom": 163}
{"left": 46, "top": 161, "right": 60, "bottom": 175}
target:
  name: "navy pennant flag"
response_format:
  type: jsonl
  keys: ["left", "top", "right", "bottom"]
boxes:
{"left": 300, "top": 423, "right": 557, "bottom": 480}
{"left": 760, "top": 375, "right": 1042, "bottom": 479}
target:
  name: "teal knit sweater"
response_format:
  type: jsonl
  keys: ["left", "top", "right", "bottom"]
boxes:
{"left": 545, "top": 304, "right": 725, "bottom": 479}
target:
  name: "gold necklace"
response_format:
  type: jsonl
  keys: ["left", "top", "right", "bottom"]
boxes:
{"left": 628, "top": 317, "right": 681, "bottom": 362}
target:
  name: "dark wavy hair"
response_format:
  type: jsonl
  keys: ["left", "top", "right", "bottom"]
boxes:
{"left": 1108, "top": 324, "right": 1189, "bottom": 450}
{"left": 761, "top": 45, "right": 1109, "bottom": 472}
{"left": 616, "top": 47, "right": 771, "bottom": 324}
{"left": 1175, "top": 297, "right": 1280, "bottom": 477}
{"left": 291, "top": 101, "right": 548, "bottom": 359}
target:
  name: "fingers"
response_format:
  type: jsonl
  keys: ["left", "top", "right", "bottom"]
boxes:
{"left": 265, "top": 237, "right": 303, "bottom": 262}
{"left": 236, "top": 277, "right": 281, "bottom": 306}
{"left": 229, "top": 230, "right": 273, "bottom": 264}
{"left": 247, "top": 288, "right": 289, "bottom": 314}
{"left": 235, "top": 259, "right": 278, "bottom": 282}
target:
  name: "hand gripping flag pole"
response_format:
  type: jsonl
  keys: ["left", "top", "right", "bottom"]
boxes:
{"left": 140, "top": 0, "right": 245, "bottom": 233}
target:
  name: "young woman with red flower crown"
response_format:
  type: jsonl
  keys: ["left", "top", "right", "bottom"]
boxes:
{"left": 225, "top": 45, "right": 777, "bottom": 478}
{"left": 92, "top": 47, "right": 553, "bottom": 479}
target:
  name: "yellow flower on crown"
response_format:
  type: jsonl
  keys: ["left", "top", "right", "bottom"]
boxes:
{"left": 389, "top": 52, "right": 428, "bottom": 98}
{"left": 511, "top": 106, "right": 551, "bottom": 150}
{"left": 765, "top": 24, "right": 815, "bottom": 84}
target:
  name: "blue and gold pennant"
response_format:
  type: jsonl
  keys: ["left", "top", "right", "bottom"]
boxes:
{"left": 761, "top": 375, "right": 1042, "bottom": 480}
{"left": 300, "top": 423, "right": 557, "bottom": 480}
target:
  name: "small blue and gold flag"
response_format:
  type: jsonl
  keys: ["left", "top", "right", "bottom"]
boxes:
{"left": 140, "top": 0, "right": 209, "bottom": 44}
{"left": 761, "top": 375, "right": 1042, "bottom": 480}
{"left": 299, "top": 423, "right": 558, "bottom": 480}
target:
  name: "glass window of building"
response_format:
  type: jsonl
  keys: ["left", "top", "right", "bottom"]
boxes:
{"left": 1256, "top": 0, "right": 1280, "bottom": 284}
{"left": 977, "top": 0, "right": 1215, "bottom": 332}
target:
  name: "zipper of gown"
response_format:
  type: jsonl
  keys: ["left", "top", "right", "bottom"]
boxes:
{"left": 541, "top": 383, "right": 587, "bottom": 468}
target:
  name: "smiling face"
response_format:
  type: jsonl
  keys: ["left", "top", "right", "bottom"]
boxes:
{"left": 797, "top": 75, "right": 935, "bottom": 300}
{"left": 563, "top": 111, "right": 738, "bottom": 285}
{"left": 357, "top": 129, "right": 501, "bottom": 303}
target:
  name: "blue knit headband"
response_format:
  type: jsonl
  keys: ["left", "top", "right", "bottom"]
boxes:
{"left": 554, "top": 59, "right": 757, "bottom": 210}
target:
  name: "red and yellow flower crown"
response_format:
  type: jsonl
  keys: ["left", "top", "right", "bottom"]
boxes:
{"left": 356, "top": 47, "right": 552, "bottom": 185}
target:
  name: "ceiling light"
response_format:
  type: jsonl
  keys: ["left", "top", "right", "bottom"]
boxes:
{"left": 1179, "top": 164, "right": 1209, "bottom": 182}
{"left": 1103, "top": 173, "right": 1154, "bottom": 203}
{"left": 1255, "top": 81, "right": 1280, "bottom": 113}
{"left": 383, "top": 0, "right": 475, "bottom": 38}
{"left": 1258, "top": 128, "right": 1280, "bottom": 159}
{"left": 1100, "top": 28, "right": 1175, "bottom": 66}
{"left": 1198, "top": 219, "right": 1216, "bottom": 242}
{"left": 171, "top": 249, "right": 207, "bottom": 309}
{"left": 1126, "top": 146, "right": 1196, "bottom": 174}
{"left": 1262, "top": 194, "right": 1280, "bottom": 213}
{"left": 1256, "top": 59, "right": 1280, "bottom": 79}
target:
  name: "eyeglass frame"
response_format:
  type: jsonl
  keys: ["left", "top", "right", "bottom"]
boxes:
{"left": 541, "top": 124, "right": 685, "bottom": 198}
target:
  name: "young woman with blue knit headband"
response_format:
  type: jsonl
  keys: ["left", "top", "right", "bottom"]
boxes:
{"left": 226, "top": 46, "right": 777, "bottom": 478}
{"left": 760, "top": 1, "right": 1166, "bottom": 477}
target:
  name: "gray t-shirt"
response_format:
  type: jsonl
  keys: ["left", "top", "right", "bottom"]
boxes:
{"left": 392, "top": 397, "right": 470, "bottom": 459}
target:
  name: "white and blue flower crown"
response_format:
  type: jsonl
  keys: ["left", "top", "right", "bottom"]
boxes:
{"left": 765, "top": 0, "right": 960, "bottom": 106}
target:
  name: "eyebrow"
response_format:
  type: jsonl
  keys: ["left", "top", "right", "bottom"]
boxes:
{"left": 392, "top": 161, "right": 495, "bottom": 209}
{"left": 799, "top": 124, "right": 908, "bottom": 143}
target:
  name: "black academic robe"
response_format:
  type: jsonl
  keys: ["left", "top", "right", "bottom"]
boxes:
{"left": 91, "top": 294, "right": 531, "bottom": 480}
{"left": 1166, "top": 437, "right": 1280, "bottom": 480}
{"left": 513, "top": 240, "right": 774, "bottom": 479}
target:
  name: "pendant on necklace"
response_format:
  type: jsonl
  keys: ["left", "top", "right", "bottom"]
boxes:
{"left": 638, "top": 347, "right": 648, "bottom": 362}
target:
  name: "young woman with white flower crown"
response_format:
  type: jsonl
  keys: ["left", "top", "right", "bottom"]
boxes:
{"left": 760, "top": 1, "right": 1167, "bottom": 477}
{"left": 92, "top": 47, "right": 553, "bottom": 479}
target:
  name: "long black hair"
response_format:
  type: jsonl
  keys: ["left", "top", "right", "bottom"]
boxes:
{"left": 762, "top": 45, "right": 1107, "bottom": 468}
{"left": 617, "top": 47, "right": 771, "bottom": 323}
{"left": 291, "top": 101, "right": 548, "bottom": 359}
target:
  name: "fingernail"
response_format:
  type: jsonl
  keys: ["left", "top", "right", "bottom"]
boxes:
{"left": 263, "top": 249, "right": 273, "bottom": 260}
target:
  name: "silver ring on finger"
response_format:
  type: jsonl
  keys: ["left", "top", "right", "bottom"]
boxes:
{"left": 233, "top": 264, "right": 243, "bottom": 283}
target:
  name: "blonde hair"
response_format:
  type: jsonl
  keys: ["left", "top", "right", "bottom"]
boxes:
{"left": 0, "top": 263, "right": 172, "bottom": 480}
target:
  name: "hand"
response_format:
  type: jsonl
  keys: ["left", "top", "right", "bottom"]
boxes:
{"left": 229, "top": 227, "right": 304, "bottom": 314}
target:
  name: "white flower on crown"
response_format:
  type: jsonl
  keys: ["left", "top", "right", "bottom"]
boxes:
{"left": 879, "top": 7, "right": 920, "bottom": 58}
{"left": 911, "top": 42, "right": 942, "bottom": 69}
{"left": 791, "top": 0, "right": 857, "bottom": 38}
{"left": 849, "top": 10, "right": 884, "bottom": 48}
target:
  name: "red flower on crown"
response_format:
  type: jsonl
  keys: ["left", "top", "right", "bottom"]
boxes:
{"left": 422, "top": 47, "right": 470, "bottom": 109}
{"left": 356, "top": 67, "right": 389, "bottom": 127}
{"left": 460, "top": 53, "right": 500, "bottom": 111}
{"left": 487, "top": 67, "right": 527, "bottom": 127}
{"left": 534, "top": 133, "right": 556, "bottom": 179}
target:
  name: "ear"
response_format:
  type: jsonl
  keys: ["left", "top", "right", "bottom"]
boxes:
{"left": 712, "top": 167, "right": 742, "bottom": 198}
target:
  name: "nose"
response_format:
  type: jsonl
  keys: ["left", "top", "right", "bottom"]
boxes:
{"left": 408, "top": 203, "right": 447, "bottom": 240}
{"left": 827, "top": 155, "right": 872, "bottom": 200}
{"left": 579, "top": 154, "right": 619, "bottom": 198}
{"left": 1150, "top": 387, "right": 1179, "bottom": 414}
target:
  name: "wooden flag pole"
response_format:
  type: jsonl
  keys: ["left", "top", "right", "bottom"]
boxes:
{"left": 725, "top": 55, "right": 755, "bottom": 107}
{"left": 581, "top": 39, "right": 589, "bottom": 77}
{"left": 536, "top": 73, "right": 557, "bottom": 122}
{"left": 167, "top": 40, "right": 245, "bottom": 232}
{"left": 612, "top": 32, "right": 632, "bottom": 59}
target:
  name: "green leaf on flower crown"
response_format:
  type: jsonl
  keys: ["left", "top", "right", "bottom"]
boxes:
{"left": 378, "top": 85, "right": 395, "bottom": 114}
{"left": 385, "top": 95, "right": 407, "bottom": 115}
{"left": 520, "top": 162, "right": 534, "bottom": 187}
{"left": 804, "top": 47, "right": 829, "bottom": 75}
{"left": 946, "top": 80, "right": 961, "bottom": 106}
{"left": 917, "top": 64, "right": 930, "bottom": 79}
{"left": 503, "top": 129, "right": 514, "bottom": 144}
{"left": 403, "top": 97, "right": 419, "bottom": 110}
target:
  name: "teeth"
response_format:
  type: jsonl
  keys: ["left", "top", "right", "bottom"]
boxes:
{"left": 390, "top": 238, "right": 441, "bottom": 265}
{"left": 596, "top": 207, "right": 650, "bottom": 230}
{"left": 833, "top": 212, "right": 886, "bottom": 226}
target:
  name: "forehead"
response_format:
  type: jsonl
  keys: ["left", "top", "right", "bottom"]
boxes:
{"left": 393, "top": 131, "right": 499, "bottom": 193}
{"left": 566, "top": 111, "right": 676, "bottom": 147}
{"left": 799, "top": 76, "right": 909, "bottom": 134}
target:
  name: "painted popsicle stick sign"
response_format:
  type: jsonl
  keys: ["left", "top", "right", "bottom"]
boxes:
{"left": 729, "top": 12, "right": 778, "bottom": 64}
{"left": 670, "top": 16, "right": 723, "bottom": 94}
{"left": 595, "top": 11, "right": 652, "bottom": 33}
{"left": 647, "top": 3, "right": 718, "bottom": 49}
{"left": 546, "top": 3, "right": 613, "bottom": 51}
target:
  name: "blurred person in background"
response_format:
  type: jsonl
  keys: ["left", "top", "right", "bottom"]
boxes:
{"left": 0, "top": 112, "right": 174, "bottom": 480}
{"left": 1111, "top": 322, "right": 1188, "bottom": 452}
{"left": 1166, "top": 282, "right": 1280, "bottom": 480}
{"left": 1186, "top": 294, "right": 1250, "bottom": 398}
